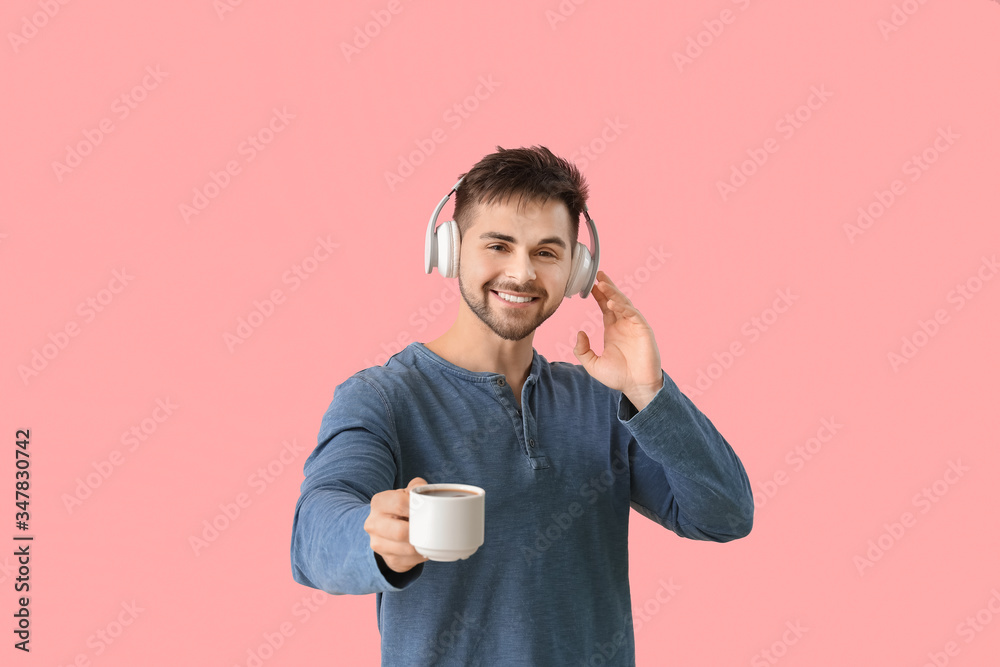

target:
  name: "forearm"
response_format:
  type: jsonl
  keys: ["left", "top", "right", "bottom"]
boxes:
{"left": 622, "top": 370, "right": 754, "bottom": 540}
{"left": 291, "top": 487, "right": 378, "bottom": 594}
{"left": 291, "top": 485, "right": 420, "bottom": 594}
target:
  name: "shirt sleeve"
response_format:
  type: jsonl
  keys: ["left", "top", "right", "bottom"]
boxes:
{"left": 617, "top": 370, "right": 754, "bottom": 542}
{"left": 290, "top": 374, "right": 425, "bottom": 594}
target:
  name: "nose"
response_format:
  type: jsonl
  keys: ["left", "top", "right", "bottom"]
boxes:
{"left": 504, "top": 248, "right": 536, "bottom": 284}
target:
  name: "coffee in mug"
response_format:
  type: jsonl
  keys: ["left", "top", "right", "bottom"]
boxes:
{"left": 419, "top": 488, "right": 478, "bottom": 497}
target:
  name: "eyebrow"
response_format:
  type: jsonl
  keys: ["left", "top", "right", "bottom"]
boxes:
{"left": 478, "top": 232, "right": 567, "bottom": 249}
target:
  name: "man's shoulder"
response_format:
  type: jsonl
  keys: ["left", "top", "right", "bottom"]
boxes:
{"left": 319, "top": 348, "right": 431, "bottom": 429}
{"left": 337, "top": 345, "right": 428, "bottom": 396}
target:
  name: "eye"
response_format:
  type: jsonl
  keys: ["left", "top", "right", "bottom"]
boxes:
{"left": 486, "top": 244, "right": 506, "bottom": 252}
{"left": 538, "top": 250, "right": 557, "bottom": 258}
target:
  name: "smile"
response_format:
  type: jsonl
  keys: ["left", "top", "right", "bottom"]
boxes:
{"left": 491, "top": 290, "right": 538, "bottom": 305}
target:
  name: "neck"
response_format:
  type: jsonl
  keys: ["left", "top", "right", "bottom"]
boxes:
{"left": 424, "top": 303, "right": 534, "bottom": 385}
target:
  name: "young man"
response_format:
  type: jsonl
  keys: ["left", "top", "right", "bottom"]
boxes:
{"left": 290, "top": 146, "right": 753, "bottom": 665}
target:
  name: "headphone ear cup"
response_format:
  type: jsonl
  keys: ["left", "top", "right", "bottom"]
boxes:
{"left": 437, "top": 220, "right": 461, "bottom": 278}
{"left": 564, "top": 242, "right": 594, "bottom": 298}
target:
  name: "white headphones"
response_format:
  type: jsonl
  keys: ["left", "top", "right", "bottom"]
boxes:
{"left": 424, "top": 177, "right": 600, "bottom": 298}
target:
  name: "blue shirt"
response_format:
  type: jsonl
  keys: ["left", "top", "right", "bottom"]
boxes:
{"left": 290, "top": 342, "right": 753, "bottom": 666}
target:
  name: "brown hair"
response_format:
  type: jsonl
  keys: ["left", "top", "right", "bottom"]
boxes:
{"left": 453, "top": 145, "right": 589, "bottom": 252}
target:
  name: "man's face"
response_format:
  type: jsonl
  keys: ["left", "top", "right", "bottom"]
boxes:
{"left": 457, "top": 197, "right": 574, "bottom": 342}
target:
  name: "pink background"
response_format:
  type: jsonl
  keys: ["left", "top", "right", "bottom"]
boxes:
{"left": 3, "top": 0, "right": 999, "bottom": 664}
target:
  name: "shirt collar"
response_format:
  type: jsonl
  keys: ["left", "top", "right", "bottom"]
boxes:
{"left": 410, "top": 342, "right": 542, "bottom": 383}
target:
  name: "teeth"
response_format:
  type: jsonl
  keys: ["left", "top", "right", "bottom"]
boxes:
{"left": 496, "top": 291, "right": 533, "bottom": 303}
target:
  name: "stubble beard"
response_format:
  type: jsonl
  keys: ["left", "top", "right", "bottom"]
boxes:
{"left": 458, "top": 273, "right": 561, "bottom": 342}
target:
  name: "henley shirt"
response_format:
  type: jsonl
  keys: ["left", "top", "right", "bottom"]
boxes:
{"left": 290, "top": 341, "right": 753, "bottom": 666}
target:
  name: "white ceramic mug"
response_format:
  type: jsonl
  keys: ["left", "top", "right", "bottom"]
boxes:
{"left": 408, "top": 483, "right": 485, "bottom": 562}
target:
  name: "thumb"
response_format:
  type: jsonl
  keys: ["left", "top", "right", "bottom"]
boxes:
{"left": 574, "top": 331, "right": 597, "bottom": 369}
{"left": 405, "top": 477, "right": 428, "bottom": 491}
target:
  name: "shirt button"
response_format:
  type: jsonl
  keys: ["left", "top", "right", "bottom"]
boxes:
{"left": 528, "top": 439, "right": 535, "bottom": 448}
{"left": 497, "top": 378, "right": 505, "bottom": 386}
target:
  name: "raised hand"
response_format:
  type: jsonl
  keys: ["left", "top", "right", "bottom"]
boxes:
{"left": 573, "top": 271, "right": 664, "bottom": 411}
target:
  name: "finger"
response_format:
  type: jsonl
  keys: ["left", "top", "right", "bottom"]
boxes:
{"left": 590, "top": 280, "right": 611, "bottom": 311}
{"left": 596, "top": 271, "right": 633, "bottom": 307}
{"left": 373, "top": 488, "right": 413, "bottom": 519}
{"left": 598, "top": 270, "right": 620, "bottom": 288}
{"left": 406, "top": 477, "right": 428, "bottom": 490}
{"left": 394, "top": 477, "right": 429, "bottom": 518}
{"left": 380, "top": 550, "right": 429, "bottom": 574}
{"left": 574, "top": 331, "right": 598, "bottom": 368}
{"left": 597, "top": 272, "right": 649, "bottom": 324}
{"left": 368, "top": 513, "right": 412, "bottom": 543}
{"left": 395, "top": 489, "right": 415, "bottom": 519}
{"left": 606, "top": 298, "right": 650, "bottom": 329}
{"left": 590, "top": 279, "right": 618, "bottom": 327}
{"left": 370, "top": 534, "right": 422, "bottom": 559}
{"left": 615, "top": 294, "right": 651, "bottom": 322}
{"left": 383, "top": 555, "right": 429, "bottom": 575}
{"left": 594, "top": 273, "right": 631, "bottom": 322}
{"left": 606, "top": 297, "right": 633, "bottom": 316}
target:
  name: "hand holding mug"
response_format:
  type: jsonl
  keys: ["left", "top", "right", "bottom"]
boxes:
{"left": 364, "top": 477, "right": 429, "bottom": 574}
